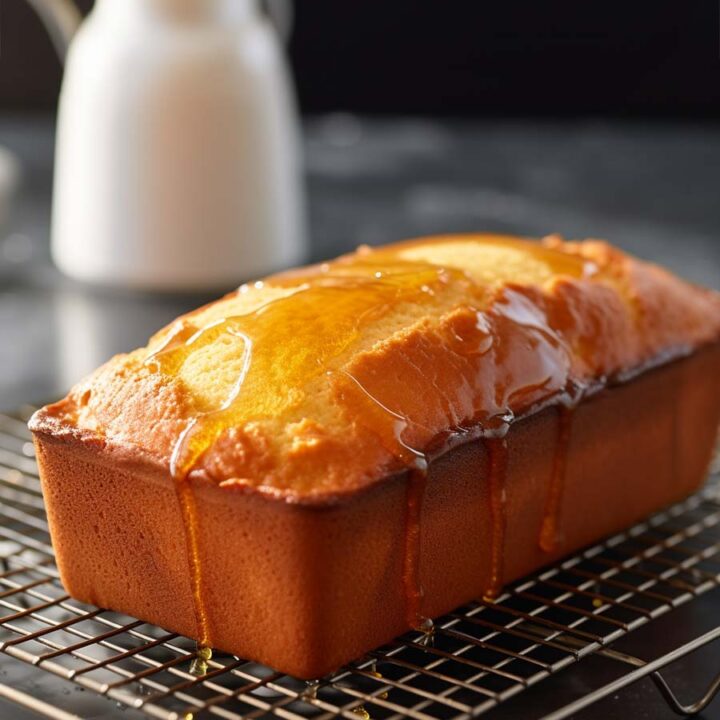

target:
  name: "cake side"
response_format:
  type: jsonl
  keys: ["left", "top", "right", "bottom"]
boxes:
{"left": 29, "top": 234, "right": 720, "bottom": 501}
{"left": 32, "top": 346, "right": 720, "bottom": 677}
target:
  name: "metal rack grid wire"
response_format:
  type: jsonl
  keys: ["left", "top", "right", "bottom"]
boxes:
{"left": 1, "top": 406, "right": 720, "bottom": 720}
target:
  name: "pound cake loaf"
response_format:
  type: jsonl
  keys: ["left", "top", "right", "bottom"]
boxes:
{"left": 30, "top": 234, "right": 720, "bottom": 678}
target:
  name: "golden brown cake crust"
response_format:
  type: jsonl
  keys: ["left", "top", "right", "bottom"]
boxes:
{"left": 29, "top": 234, "right": 720, "bottom": 502}
{"left": 29, "top": 233, "right": 720, "bottom": 677}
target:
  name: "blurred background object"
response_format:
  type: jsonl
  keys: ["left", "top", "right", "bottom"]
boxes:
{"left": 3, "top": 0, "right": 718, "bottom": 117}
{"left": 1, "top": 0, "right": 719, "bottom": 404}
{"left": 0, "top": 146, "right": 20, "bottom": 232}
{"left": 30, "top": 0, "right": 306, "bottom": 289}
{"left": 24, "top": 0, "right": 82, "bottom": 62}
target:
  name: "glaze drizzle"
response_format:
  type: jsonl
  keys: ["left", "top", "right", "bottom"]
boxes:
{"left": 402, "top": 467, "right": 429, "bottom": 629}
{"left": 483, "top": 436, "right": 509, "bottom": 601}
{"left": 173, "top": 476, "right": 212, "bottom": 648}
{"left": 539, "top": 405, "right": 575, "bottom": 553}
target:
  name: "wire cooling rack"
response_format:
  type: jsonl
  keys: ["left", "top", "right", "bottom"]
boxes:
{"left": 1, "top": 407, "right": 720, "bottom": 720}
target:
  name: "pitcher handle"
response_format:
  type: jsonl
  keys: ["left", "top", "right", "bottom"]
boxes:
{"left": 262, "top": 0, "right": 293, "bottom": 44}
{"left": 25, "top": 0, "right": 82, "bottom": 63}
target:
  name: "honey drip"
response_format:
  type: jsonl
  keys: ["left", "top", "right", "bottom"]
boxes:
{"left": 338, "top": 372, "right": 435, "bottom": 634}
{"left": 402, "top": 467, "right": 429, "bottom": 630}
{"left": 483, "top": 436, "right": 509, "bottom": 601}
{"left": 175, "top": 478, "right": 212, "bottom": 650}
{"left": 539, "top": 405, "right": 574, "bottom": 553}
{"left": 670, "top": 381, "right": 680, "bottom": 490}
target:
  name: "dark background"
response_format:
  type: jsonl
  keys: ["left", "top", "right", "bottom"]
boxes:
{"left": 2, "top": 0, "right": 719, "bottom": 117}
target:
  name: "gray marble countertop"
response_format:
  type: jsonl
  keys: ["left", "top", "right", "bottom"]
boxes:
{"left": 1, "top": 114, "right": 719, "bottom": 719}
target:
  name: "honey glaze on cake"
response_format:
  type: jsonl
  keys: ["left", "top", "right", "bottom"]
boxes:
{"left": 147, "top": 236, "right": 597, "bottom": 638}
{"left": 37, "top": 234, "right": 720, "bottom": 650}
{"left": 144, "top": 234, "right": 604, "bottom": 500}
{"left": 145, "top": 255, "right": 464, "bottom": 477}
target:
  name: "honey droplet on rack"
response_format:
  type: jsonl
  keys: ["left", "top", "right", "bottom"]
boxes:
{"left": 352, "top": 706, "right": 371, "bottom": 720}
{"left": 303, "top": 680, "right": 320, "bottom": 700}
{"left": 369, "top": 670, "right": 389, "bottom": 700}
{"left": 189, "top": 645, "right": 212, "bottom": 677}
{"left": 417, "top": 617, "right": 435, "bottom": 647}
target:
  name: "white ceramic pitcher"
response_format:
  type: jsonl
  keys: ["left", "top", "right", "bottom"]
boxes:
{"left": 30, "top": 0, "right": 307, "bottom": 290}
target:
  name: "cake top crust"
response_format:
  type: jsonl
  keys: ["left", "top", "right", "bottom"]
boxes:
{"left": 30, "top": 234, "right": 720, "bottom": 501}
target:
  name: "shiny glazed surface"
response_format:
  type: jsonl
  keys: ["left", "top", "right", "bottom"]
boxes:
{"left": 35, "top": 234, "right": 720, "bottom": 500}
